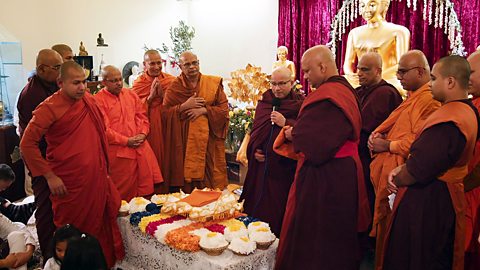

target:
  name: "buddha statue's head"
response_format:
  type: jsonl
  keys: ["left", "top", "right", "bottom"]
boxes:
{"left": 277, "top": 46, "right": 289, "bottom": 61}
{"left": 360, "top": 0, "right": 390, "bottom": 23}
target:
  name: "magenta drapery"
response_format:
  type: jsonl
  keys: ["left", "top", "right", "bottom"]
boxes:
{"left": 278, "top": 0, "right": 480, "bottom": 92}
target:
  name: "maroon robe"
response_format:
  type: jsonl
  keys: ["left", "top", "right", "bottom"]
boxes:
{"left": 16, "top": 74, "right": 58, "bottom": 261}
{"left": 384, "top": 100, "right": 480, "bottom": 270}
{"left": 240, "top": 89, "right": 304, "bottom": 237}
{"left": 356, "top": 80, "right": 402, "bottom": 213}
{"left": 274, "top": 76, "right": 370, "bottom": 270}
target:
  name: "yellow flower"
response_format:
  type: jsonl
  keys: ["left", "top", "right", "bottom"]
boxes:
{"left": 229, "top": 111, "right": 234, "bottom": 118}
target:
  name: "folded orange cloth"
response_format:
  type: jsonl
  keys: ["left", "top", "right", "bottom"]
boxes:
{"left": 178, "top": 190, "right": 222, "bottom": 207}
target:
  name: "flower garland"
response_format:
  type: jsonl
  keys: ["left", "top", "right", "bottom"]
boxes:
{"left": 327, "top": 0, "right": 465, "bottom": 58}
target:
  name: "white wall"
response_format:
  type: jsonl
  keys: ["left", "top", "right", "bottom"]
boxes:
{"left": 0, "top": 0, "right": 278, "bottom": 111}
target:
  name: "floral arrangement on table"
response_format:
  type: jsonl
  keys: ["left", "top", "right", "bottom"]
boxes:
{"left": 125, "top": 192, "right": 277, "bottom": 255}
{"left": 226, "top": 106, "right": 255, "bottom": 153}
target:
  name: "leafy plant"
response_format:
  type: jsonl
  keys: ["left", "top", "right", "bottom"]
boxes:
{"left": 159, "top": 20, "right": 195, "bottom": 61}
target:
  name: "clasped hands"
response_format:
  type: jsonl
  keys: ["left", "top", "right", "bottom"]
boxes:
{"left": 181, "top": 93, "right": 207, "bottom": 121}
{"left": 1, "top": 248, "right": 33, "bottom": 268}
{"left": 127, "top": 134, "right": 146, "bottom": 148}
{"left": 368, "top": 132, "right": 390, "bottom": 153}
{"left": 147, "top": 78, "right": 163, "bottom": 103}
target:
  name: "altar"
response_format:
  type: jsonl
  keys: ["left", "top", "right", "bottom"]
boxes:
{"left": 115, "top": 217, "right": 278, "bottom": 270}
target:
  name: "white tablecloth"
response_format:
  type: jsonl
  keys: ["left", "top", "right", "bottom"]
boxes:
{"left": 115, "top": 217, "right": 278, "bottom": 270}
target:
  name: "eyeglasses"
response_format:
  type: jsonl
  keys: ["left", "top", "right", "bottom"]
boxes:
{"left": 270, "top": 80, "right": 290, "bottom": 87}
{"left": 396, "top": 66, "right": 425, "bottom": 77}
{"left": 181, "top": 61, "right": 199, "bottom": 68}
{"left": 42, "top": 64, "right": 62, "bottom": 71}
{"left": 104, "top": 78, "right": 123, "bottom": 83}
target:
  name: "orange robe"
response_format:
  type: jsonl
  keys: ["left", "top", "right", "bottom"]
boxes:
{"left": 94, "top": 88, "right": 163, "bottom": 201}
{"left": 369, "top": 82, "right": 440, "bottom": 267}
{"left": 161, "top": 73, "right": 228, "bottom": 193}
{"left": 132, "top": 72, "right": 175, "bottom": 180}
{"left": 382, "top": 101, "right": 478, "bottom": 270}
{"left": 464, "top": 97, "right": 480, "bottom": 269}
{"left": 20, "top": 90, "right": 125, "bottom": 268}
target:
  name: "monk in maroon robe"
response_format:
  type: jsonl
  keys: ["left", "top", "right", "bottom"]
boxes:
{"left": 273, "top": 45, "right": 370, "bottom": 270}
{"left": 356, "top": 52, "right": 402, "bottom": 213}
{"left": 383, "top": 56, "right": 479, "bottom": 270}
{"left": 16, "top": 49, "right": 63, "bottom": 261}
{"left": 20, "top": 62, "right": 124, "bottom": 268}
{"left": 240, "top": 67, "right": 304, "bottom": 237}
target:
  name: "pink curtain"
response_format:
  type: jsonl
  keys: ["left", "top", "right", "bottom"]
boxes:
{"left": 278, "top": 0, "right": 480, "bottom": 92}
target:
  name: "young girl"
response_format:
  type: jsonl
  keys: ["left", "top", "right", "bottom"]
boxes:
{"left": 44, "top": 224, "right": 81, "bottom": 270}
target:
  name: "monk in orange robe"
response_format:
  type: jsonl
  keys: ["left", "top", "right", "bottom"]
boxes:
{"left": 464, "top": 50, "right": 480, "bottom": 270}
{"left": 382, "top": 55, "right": 479, "bottom": 270}
{"left": 20, "top": 62, "right": 124, "bottom": 268}
{"left": 161, "top": 51, "right": 228, "bottom": 193}
{"left": 368, "top": 50, "right": 440, "bottom": 267}
{"left": 132, "top": 50, "right": 175, "bottom": 185}
{"left": 95, "top": 65, "right": 163, "bottom": 201}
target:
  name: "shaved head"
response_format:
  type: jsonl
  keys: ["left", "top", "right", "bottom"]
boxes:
{"left": 272, "top": 66, "right": 292, "bottom": 79}
{"left": 36, "top": 49, "right": 63, "bottom": 83}
{"left": 179, "top": 51, "right": 200, "bottom": 80}
{"left": 59, "top": 61, "right": 85, "bottom": 80}
{"left": 36, "top": 49, "right": 63, "bottom": 67}
{"left": 144, "top": 49, "right": 161, "bottom": 61}
{"left": 357, "top": 52, "right": 383, "bottom": 86}
{"left": 271, "top": 67, "right": 293, "bottom": 99}
{"left": 143, "top": 50, "right": 163, "bottom": 77}
{"left": 179, "top": 51, "right": 198, "bottom": 64}
{"left": 101, "top": 65, "right": 120, "bottom": 79}
{"left": 397, "top": 50, "right": 430, "bottom": 91}
{"left": 434, "top": 55, "right": 471, "bottom": 89}
{"left": 468, "top": 51, "right": 480, "bottom": 97}
{"left": 101, "top": 65, "right": 123, "bottom": 95}
{"left": 301, "top": 45, "right": 338, "bottom": 89}
{"left": 51, "top": 44, "right": 73, "bottom": 62}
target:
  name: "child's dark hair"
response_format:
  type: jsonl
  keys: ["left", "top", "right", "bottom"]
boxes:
{"left": 60, "top": 233, "right": 107, "bottom": 270}
{"left": 0, "top": 164, "right": 15, "bottom": 182}
{"left": 52, "top": 224, "right": 81, "bottom": 262}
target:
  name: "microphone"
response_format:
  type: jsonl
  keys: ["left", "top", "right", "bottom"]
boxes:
{"left": 271, "top": 97, "right": 282, "bottom": 125}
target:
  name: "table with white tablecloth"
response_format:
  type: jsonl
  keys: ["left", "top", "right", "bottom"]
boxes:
{"left": 115, "top": 217, "right": 278, "bottom": 270}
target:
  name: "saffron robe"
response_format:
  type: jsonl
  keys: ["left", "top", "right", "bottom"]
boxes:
{"left": 382, "top": 100, "right": 479, "bottom": 270}
{"left": 94, "top": 88, "right": 163, "bottom": 201}
{"left": 369, "top": 83, "right": 440, "bottom": 266}
{"left": 161, "top": 73, "right": 229, "bottom": 193}
{"left": 273, "top": 76, "right": 370, "bottom": 270}
{"left": 20, "top": 90, "right": 125, "bottom": 268}
{"left": 463, "top": 97, "right": 480, "bottom": 270}
{"left": 240, "top": 89, "right": 304, "bottom": 236}
{"left": 132, "top": 72, "right": 175, "bottom": 180}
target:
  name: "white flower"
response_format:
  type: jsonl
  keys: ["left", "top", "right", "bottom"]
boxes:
{"left": 241, "top": 120, "right": 246, "bottom": 124}
{"left": 233, "top": 108, "right": 240, "bottom": 114}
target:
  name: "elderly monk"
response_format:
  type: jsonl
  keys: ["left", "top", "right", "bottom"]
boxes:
{"left": 273, "top": 45, "right": 370, "bottom": 270}
{"left": 132, "top": 50, "right": 175, "bottom": 185}
{"left": 20, "top": 61, "right": 125, "bottom": 268}
{"left": 382, "top": 55, "right": 479, "bottom": 270}
{"left": 95, "top": 65, "right": 163, "bottom": 201}
{"left": 161, "top": 51, "right": 228, "bottom": 193}
{"left": 16, "top": 49, "right": 62, "bottom": 261}
{"left": 240, "top": 67, "right": 304, "bottom": 237}
{"left": 356, "top": 52, "right": 403, "bottom": 219}
{"left": 368, "top": 50, "right": 440, "bottom": 266}
{"left": 51, "top": 44, "right": 74, "bottom": 62}
{"left": 464, "top": 50, "right": 480, "bottom": 270}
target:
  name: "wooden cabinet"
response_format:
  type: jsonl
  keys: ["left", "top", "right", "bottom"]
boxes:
{"left": 0, "top": 125, "right": 26, "bottom": 201}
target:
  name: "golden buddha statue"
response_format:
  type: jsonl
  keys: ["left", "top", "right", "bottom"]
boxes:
{"left": 273, "top": 46, "right": 296, "bottom": 81}
{"left": 343, "top": 0, "right": 410, "bottom": 91}
{"left": 79, "top": 41, "right": 88, "bottom": 56}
